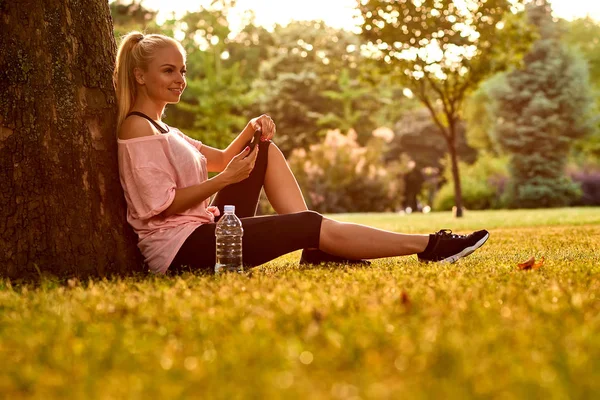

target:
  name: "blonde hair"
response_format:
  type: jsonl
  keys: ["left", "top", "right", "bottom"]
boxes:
{"left": 113, "top": 32, "right": 186, "bottom": 131}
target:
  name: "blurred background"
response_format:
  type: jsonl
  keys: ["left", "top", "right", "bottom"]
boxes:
{"left": 109, "top": 0, "right": 600, "bottom": 214}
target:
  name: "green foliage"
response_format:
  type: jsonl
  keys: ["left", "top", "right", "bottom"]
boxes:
{"left": 433, "top": 154, "right": 509, "bottom": 211}
{"left": 172, "top": 55, "right": 253, "bottom": 148}
{"left": 572, "top": 130, "right": 600, "bottom": 163}
{"left": 491, "top": 2, "right": 594, "bottom": 208}
{"left": 464, "top": 73, "right": 509, "bottom": 155}
{"left": 560, "top": 17, "right": 600, "bottom": 87}
{"left": 251, "top": 66, "right": 325, "bottom": 155}
{"left": 2, "top": 209, "right": 600, "bottom": 398}
{"left": 560, "top": 17, "right": 600, "bottom": 161}
{"left": 249, "top": 21, "right": 387, "bottom": 155}
{"left": 317, "top": 68, "right": 370, "bottom": 133}
{"left": 109, "top": 0, "right": 162, "bottom": 36}
{"left": 287, "top": 129, "right": 406, "bottom": 213}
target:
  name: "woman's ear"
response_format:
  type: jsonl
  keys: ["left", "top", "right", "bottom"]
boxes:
{"left": 133, "top": 67, "right": 145, "bottom": 85}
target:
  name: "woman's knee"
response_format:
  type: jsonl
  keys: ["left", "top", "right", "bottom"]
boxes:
{"left": 299, "top": 210, "right": 324, "bottom": 248}
{"left": 295, "top": 209, "right": 320, "bottom": 219}
{"left": 266, "top": 141, "right": 286, "bottom": 162}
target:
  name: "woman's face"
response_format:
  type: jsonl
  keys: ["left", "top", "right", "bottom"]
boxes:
{"left": 136, "top": 43, "right": 187, "bottom": 104}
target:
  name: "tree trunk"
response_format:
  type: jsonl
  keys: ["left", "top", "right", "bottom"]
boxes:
{"left": 0, "top": 0, "right": 142, "bottom": 279}
{"left": 447, "top": 126, "right": 464, "bottom": 218}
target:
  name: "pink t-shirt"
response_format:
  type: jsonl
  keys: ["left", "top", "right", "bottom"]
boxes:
{"left": 118, "top": 128, "right": 218, "bottom": 274}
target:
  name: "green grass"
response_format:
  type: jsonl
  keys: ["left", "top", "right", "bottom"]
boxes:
{"left": 1, "top": 208, "right": 599, "bottom": 399}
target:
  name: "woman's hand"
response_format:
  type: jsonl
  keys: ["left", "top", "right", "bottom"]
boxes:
{"left": 249, "top": 114, "right": 276, "bottom": 142}
{"left": 221, "top": 145, "right": 259, "bottom": 184}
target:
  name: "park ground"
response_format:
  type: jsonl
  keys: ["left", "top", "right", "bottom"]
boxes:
{"left": 1, "top": 208, "right": 599, "bottom": 399}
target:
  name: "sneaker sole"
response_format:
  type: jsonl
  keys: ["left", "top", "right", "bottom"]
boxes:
{"left": 441, "top": 232, "right": 490, "bottom": 264}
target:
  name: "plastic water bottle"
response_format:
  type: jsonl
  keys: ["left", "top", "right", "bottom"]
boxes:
{"left": 214, "top": 205, "right": 244, "bottom": 274}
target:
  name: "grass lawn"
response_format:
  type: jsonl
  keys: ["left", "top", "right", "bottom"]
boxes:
{"left": 1, "top": 208, "right": 599, "bottom": 399}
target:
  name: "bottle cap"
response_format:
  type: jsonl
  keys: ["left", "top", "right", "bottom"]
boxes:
{"left": 224, "top": 205, "right": 235, "bottom": 213}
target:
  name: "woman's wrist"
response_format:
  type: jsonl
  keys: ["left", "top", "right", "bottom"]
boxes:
{"left": 248, "top": 119, "right": 260, "bottom": 132}
{"left": 244, "top": 122, "right": 257, "bottom": 142}
{"left": 214, "top": 169, "right": 236, "bottom": 187}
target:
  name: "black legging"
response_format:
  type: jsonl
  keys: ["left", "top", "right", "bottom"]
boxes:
{"left": 169, "top": 139, "right": 325, "bottom": 274}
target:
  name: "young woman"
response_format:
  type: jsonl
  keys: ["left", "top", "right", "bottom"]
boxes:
{"left": 113, "top": 32, "right": 489, "bottom": 275}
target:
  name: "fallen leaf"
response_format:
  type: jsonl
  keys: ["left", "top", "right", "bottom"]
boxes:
{"left": 532, "top": 256, "right": 545, "bottom": 270}
{"left": 518, "top": 256, "right": 544, "bottom": 270}
{"left": 518, "top": 256, "right": 535, "bottom": 270}
{"left": 312, "top": 308, "right": 324, "bottom": 323}
{"left": 401, "top": 291, "right": 410, "bottom": 306}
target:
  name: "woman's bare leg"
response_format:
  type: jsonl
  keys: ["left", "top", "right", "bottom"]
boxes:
{"left": 319, "top": 218, "right": 429, "bottom": 259}
{"left": 264, "top": 143, "right": 309, "bottom": 214}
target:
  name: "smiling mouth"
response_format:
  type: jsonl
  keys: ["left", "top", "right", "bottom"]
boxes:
{"left": 169, "top": 89, "right": 183, "bottom": 94}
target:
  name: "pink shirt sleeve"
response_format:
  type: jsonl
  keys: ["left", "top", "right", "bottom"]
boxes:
{"left": 127, "top": 167, "right": 176, "bottom": 220}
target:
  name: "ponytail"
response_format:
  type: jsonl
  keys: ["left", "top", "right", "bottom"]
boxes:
{"left": 114, "top": 32, "right": 144, "bottom": 132}
{"left": 113, "top": 31, "right": 186, "bottom": 133}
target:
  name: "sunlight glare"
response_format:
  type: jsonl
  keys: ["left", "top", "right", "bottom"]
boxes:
{"left": 122, "top": 0, "right": 600, "bottom": 35}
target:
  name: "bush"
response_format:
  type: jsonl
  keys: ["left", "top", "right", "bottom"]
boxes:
{"left": 287, "top": 129, "right": 407, "bottom": 213}
{"left": 569, "top": 163, "right": 600, "bottom": 206}
{"left": 503, "top": 174, "right": 582, "bottom": 209}
{"left": 572, "top": 172, "right": 600, "bottom": 205}
{"left": 433, "top": 154, "right": 509, "bottom": 211}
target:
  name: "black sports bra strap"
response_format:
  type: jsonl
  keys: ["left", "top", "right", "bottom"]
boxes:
{"left": 126, "top": 111, "right": 170, "bottom": 133}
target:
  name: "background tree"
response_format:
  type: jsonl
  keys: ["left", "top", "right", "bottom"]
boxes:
{"left": 0, "top": 0, "right": 141, "bottom": 278}
{"left": 358, "top": 0, "right": 532, "bottom": 216}
{"left": 491, "top": 0, "right": 595, "bottom": 208}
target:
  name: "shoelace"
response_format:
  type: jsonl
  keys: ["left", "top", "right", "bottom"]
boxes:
{"left": 435, "top": 229, "right": 466, "bottom": 239}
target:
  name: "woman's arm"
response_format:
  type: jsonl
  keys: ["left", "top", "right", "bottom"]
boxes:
{"left": 161, "top": 173, "right": 230, "bottom": 218}
{"left": 200, "top": 123, "right": 254, "bottom": 172}
{"left": 162, "top": 144, "right": 259, "bottom": 217}
{"left": 200, "top": 115, "right": 276, "bottom": 173}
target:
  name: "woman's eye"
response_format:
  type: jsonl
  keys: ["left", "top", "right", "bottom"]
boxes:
{"left": 181, "top": 70, "right": 187, "bottom": 76}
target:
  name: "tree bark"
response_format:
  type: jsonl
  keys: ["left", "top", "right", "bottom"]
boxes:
{"left": 0, "top": 0, "right": 142, "bottom": 278}
{"left": 447, "top": 123, "right": 464, "bottom": 218}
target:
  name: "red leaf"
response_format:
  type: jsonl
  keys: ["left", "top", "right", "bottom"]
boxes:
{"left": 518, "top": 256, "right": 544, "bottom": 270}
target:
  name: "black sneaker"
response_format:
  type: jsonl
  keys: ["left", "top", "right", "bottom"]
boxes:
{"left": 418, "top": 229, "right": 489, "bottom": 263}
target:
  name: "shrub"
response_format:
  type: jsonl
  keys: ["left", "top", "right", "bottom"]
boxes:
{"left": 572, "top": 172, "right": 600, "bottom": 205}
{"left": 287, "top": 129, "right": 407, "bottom": 213}
{"left": 569, "top": 164, "right": 600, "bottom": 206}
